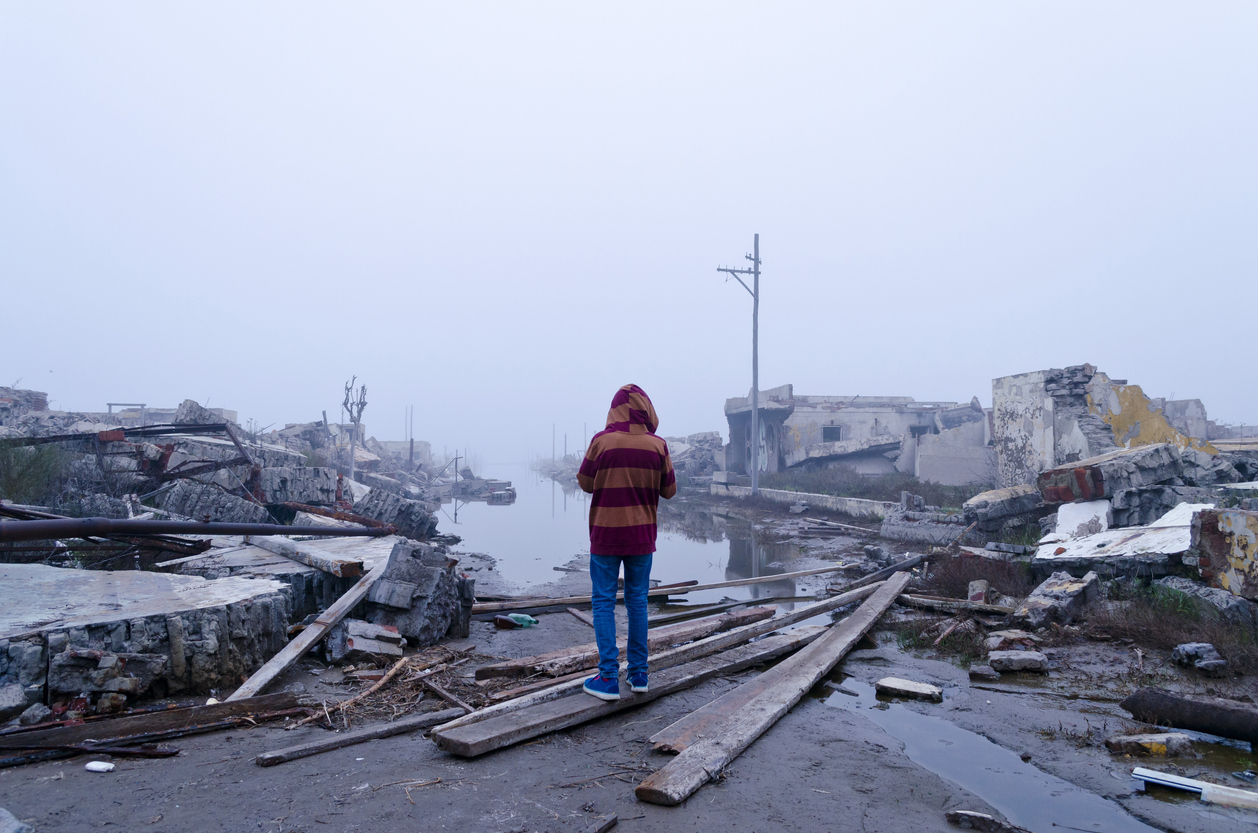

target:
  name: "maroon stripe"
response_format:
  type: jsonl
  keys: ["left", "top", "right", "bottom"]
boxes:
{"left": 590, "top": 523, "right": 657, "bottom": 554}
{"left": 661, "top": 469, "right": 676, "bottom": 487}
{"left": 591, "top": 486, "right": 660, "bottom": 509}
{"left": 578, "top": 458, "right": 599, "bottom": 478}
{"left": 596, "top": 447, "right": 663, "bottom": 469}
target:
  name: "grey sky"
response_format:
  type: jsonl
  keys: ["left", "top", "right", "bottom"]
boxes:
{"left": 3, "top": 3, "right": 1255, "bottom": 461}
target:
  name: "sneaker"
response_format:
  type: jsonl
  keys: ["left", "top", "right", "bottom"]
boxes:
{"left": 583, "top": 674, "right": 621, "bottom": 701}
{"left": 628, "top": 672, "right": 648, "bottom": 693}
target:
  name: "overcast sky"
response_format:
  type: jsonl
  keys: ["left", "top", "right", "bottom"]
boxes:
{"left": 3, "top": 3, "right": 1255, "bottom": 462}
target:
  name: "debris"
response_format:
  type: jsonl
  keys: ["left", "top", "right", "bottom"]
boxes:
{"left": 1120, "top": 688, "right": 1258, "bottom": 745}
{"left": 879, "top": 509, "right": 973, "bottom": 546}
{"left": 84, "top": 761, "right": 115, "bottom": 772}
{"left": 944, "top": 810, "right": 1030, "bottom": 833}
{"left": 16, "top": 704, "right": 50, "bottom": 727}
{"left": 987, "top": 651, "right": 1049, "bottom": 673}
{"left": 875, "top": 677, "right": 942, "bottom": 702}
{"left": 0, "top": 686, "right": 26, "bottom": 722}
{"left": 1013, "top": 571, "right": 1099, "bottom": 629}
{"left": 826, "top": 552, "right": 930, "bottom": 596}
{"left": 1132, "top": 766, "right": 1258, "bottom": 810}
{"left": 968, "top": 665, "right": 1001, "bottom": 682}
{"left": 982, "top": 542, "right": 1034, "bottom": 555}
{"left": 474, "top": 607, "right": 776, "bottom": 681}
{"left": 898, "top": 594, "right": 1014, "bottom": 616}
{"left": 1170, "top": 643, "right": 1228, "bottom": 678}
{"left": 1153, "top": 577, "right": 1257, "bottom": 627}
{"left": 1041, "top": 499, "right": 1112, "bottom": 543}
{"left": 473, "top": 564, "right": 856, "bottom": 614}
{"left": 584, "top": 814, "right": 618, "bottom": 833}
{"left": 246, "top": 536, "right": 364, "bottom": 578}
{"left": 963, "top": 485, "right": 1047, "bottom": 535}
{"left": 1104, "top": 732, "right": 1195, "bottom": 757}
{"left": 1037, "top": 444, "right": 1184, "bottom": 504}
{"left": 0, "top": 806, "right": 35, "bottom": 833}
{"left": 1191, "top": 507, "right": 1258, "bottom": 600}
{"left": 361, "top": 541, "right": 464, "bottom": 645}
{"left": 351, "top": 489, "right": 438, "bottom": 541}
{"left": 981, "top": 630, "right": 1040, "bottom": 652}
{"left": 633, "top": 574, "right": 911, "bottom": 805}
{"left": 325, "top": 620, "right": 406, "bottom": 663}
{"left": 1110, "top": 485, "right": 1219, "bottom": 528}
{"left": 567, "top": 608, "right": 595, "bottom": 628}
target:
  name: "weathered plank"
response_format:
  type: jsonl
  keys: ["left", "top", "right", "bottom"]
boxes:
{"left": 0, "top": 693, "right": 299, "bottom": 749}
{"left": 634, "top": 572, "right": 911, "bottom": 806}
{"left": 473, "top": 607, "right": 776, "bottom": 680}
{"left": 246, "top": 535, "right": 364, "bottom": 578}
{"left": 897, "top": 593, "right": 1014, "bottom": 616}
{"left": 430, "top": 627, "right": 825, "bottom": 757}
{"left": 256, "top": 707, "right": 465, "bottom": 767}
{"left": 568, "top": 607, "right": 595, "bottom": 627}
{"left": 226, "top": 557, "right": 391, "bottom": 701}
{"left": 471, "top": 565, "right": 852, "bottom": 613}
{"left": 436, "top": 583, "right": 882, "bottom": 734}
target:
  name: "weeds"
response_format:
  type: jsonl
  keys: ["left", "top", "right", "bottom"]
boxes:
{"left": 916, "top": 554, "right": 1035, "bottom": 600}
{"left": 0, "top": 444, "right": 72, "bottom": 505}
{"left": 759, "top": 466, "right": 986, "bottom": 511}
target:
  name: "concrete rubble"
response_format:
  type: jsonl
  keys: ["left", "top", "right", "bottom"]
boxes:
{"left": 1171, "top": 643, "right": 1228, "bottom": 678}
{"left": 1013, "top": 571, "right": 1099, "bottom": 628}
{"left": 1031, "top": 503, "right": 1214, "bottom": 579}
{"left": 987, "top": 650, "right": 1049, "bottom": 673}
{"left": 1104, "top": 732, "right": 1196, "bottom": 757}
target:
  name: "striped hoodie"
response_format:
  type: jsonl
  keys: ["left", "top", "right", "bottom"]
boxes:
{"left": 577, "top": 384, "right": 677, "bottom": 556}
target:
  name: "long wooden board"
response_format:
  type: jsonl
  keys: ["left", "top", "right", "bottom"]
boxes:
{"left": 824, "top": 552, "right": 929, "bottom": 595}
{"left": 0, "top": 693, "right": 299, "bottom": 749}
{"left": 430, "top": 627, "right": 825, "bottom": 757}
{"left": 433, "top": 583, "right": 882, "bottom": 735}
{"left": 255, "top": 707, "right": 465, "bottom": 766}
{"left": 897, "top": 593, "right": 1014, "bottom": 616}
{"left": 226, "top": 558, "right": 391, "bottom": 701}
{"left": 246, "top": 535, "right": 364, "bottom": 578}
{"left": 470, "top": 565, "right": 852, "bottom": 614}
{"left": 473, "top": 607, "right": 775, "bottom": 680}
{"left": 634, "top": 572, "right": 911, "bottom": 806}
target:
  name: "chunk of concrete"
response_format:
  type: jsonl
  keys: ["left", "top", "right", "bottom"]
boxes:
{"left": 353, "top": 489, "right": 438, "bottom": 540}
{"left": 967, "top": 580, "right": 990, "bottom": 604}
{"left": 968, "top": 665, "right": 1001, "bottom": 682}
{"left": 157, "top": 479, "right": 270, "bottom": 524}
{"left": 17, "top": 703, "right": 51, "bottom": 726}
{"left": 963, "top": 485, "right": 1045, "bottom": 532}
{"left": 875, "top": 677, "right": 942, "bottom": 702}
{"left": 362, "top": 541, "right": 458, "bottom": 646}
{"left": 1171, "top": 643, "right": 1228, "bottom": 678}
{"left": 1110, "top": 486, "right": 1219, "bottom": 528}
{"left": 0, "top": 807, "right": 35, "bottom": 833}
{"left": 1104, "top": 732, "right": 1196, "bottom": 757}
{"left": 987, "top": 651, "right": 1049, "bottom": 673}
{"left": 1037, "top": 444, "right": 1183, "bottom": 504}
{"left": 1013, "top": 571, "right": 1099, "bottom": 629}
{"left": 1055, "top": 500, "right": 1112, "bottom": 540}
{"left": 982, "top": 630, "right": 1041, "bottom": 652}
{"left": 1153, "top": 576, "right": 1257, "bottom": 628}
{"left": 1191, "top": 507, "right": 1258, "bottom": 601}
{"left": 325, "top": 619, "right": 407, "bottom": 663}
{"left": 0, "top": 684, "right": 27, "bottom": 721}
{"left": 48, "top": 650, "right": 167, "bottom": 696}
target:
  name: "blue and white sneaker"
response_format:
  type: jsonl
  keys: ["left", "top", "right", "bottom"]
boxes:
{"left": 628, "top": 672, "right": 648, "bottom": 693}
{"left": 583, "top": 674, "right": 621, "bottom": 701}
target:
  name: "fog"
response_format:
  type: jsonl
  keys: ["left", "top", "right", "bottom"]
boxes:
{"left": 3, "top": 3, "right": 1255, "bottom": 461}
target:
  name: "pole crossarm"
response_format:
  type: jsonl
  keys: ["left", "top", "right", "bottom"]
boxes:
{"left": 715, "top": 235, "right": 762, "bottom": 495}
{"left": 717, "top": 266, "right": 755, "bottom": 297}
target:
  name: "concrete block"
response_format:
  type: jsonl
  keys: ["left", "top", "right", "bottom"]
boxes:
{"left": 987, "top": 651, "right": 1049, "bottom": 673}
{"left": 0, "top": 684, "right": 26, "bottom": 721}
{"left": 982, "top": 630, "right": 1040, "bottom": 652}
{"left": 968, "top": 665, "right": 1001, "bottom": 682}
{"left": 1013, "top": 571, "right": 1099, "bottom": 629}
{"left": 1191, "top": 507, "right": 1258, "bottom": 600}
{"left": 963, "top": 485, "right": 1045, "bottom": 532}
{"left": 875, "top": 677, "right": 942, "bottom": 702}
{"left": 1171, "top": 642, "right": 1228, "bottom": 678}
{"left": 1105, "top": 732, "right": 1195, "bottom": 757}
{"left": 1037, "top": 444, "right": 1182, "bottom": 504}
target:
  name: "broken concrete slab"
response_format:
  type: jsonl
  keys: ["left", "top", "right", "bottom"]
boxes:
{"left": 1032, "top": 504, "right": 1212, "bottom": 579}
{"left": 1051, "top": 500, "right": 1111, "bottom": 541}
{"left": 362, "top": 540, "right": 459, "bottom": 647}
{"left": 158, "top": 479, "right": 271, "bottom": 524}
{"left": 879, "top": 510, "right": 972, "bottom": 546}
{"left": 1171, "top": 643, "right": 1228, "bottom": 678}
{"left": 1037, "top": 444, "right": 1183, "bottom": 504}
{"left": 1110, "top": 485, "right": 1220, "bottom": 528}
{"left": 1153, "top": 576, "right": 1257, "bottom": 628}
{"left": 352, "top": 489, "right": 437, "bottom": 540}
{"left": 875, "top": 677, "right": 942, "bottom": 702}
{"left": 325, "top": 619, "right": 407, "bottom": 663}
{"left": 981, "top": 630, "right": 1041, "bottom": 652}
{"left": 1190, "top": 507, "right": 1258, "bottom": 601}
{"left": 987, "top": 650, "right": 1049, "bottom": 673}
{"left": 963, "top": 485, "right": 1046, "bottom": 533}
{"left": 1104, "top": 732, "right": 1196, "bottom": 757}
{"left": 255, "top": 466, "right": 339, "bottom": 506}
{"left": 1013, "top": 571, "right": 1098, "bottom": 629}
{"left": 0, "top": 564, "right": 289, "bottom": 700}
{"left": 968, "top": 665, "right": 1001, "bottom": 682}
{"left": 1180, "top": 447, "right": 1243, "bottom": 487}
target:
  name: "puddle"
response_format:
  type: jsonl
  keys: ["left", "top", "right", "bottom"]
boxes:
{"left": 824, "top": 679, "right": 1159, "bottom": 833}
{"left": 446, "top": 465, "right": 812, "bottom": 603}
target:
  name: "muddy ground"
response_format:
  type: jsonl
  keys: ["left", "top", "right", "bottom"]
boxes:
{"left": 1, "top": 496, "right": 1254, "bottom": 833}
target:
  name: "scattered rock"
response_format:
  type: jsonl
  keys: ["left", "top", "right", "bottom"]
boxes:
{"left": 1172, "top": 643, "right": 1228, "bottom": 678}
{"left": 968, "top": 665, "right": 1001, "bottom": 682}
{"left": 982, "top": 630, "right": 1041, "bottom": 653}
{"left": 1105, "top": 732, "right": 1196, "bottom": 757}
{"left": 0, "top": 684, "right": 28, "bottom": 721}
{"left": 0, "top": 807, "right": 35, "bottom": 833}
{"left": 17, "top": 703, "right": 51, "bottom": 726}
{"left": 1013, "top": 571, "right": 1099, "bottom": 629}
{"left": 987, "top": 650, "right": 1049, "bottom": 673}
{"left": 875, "top": 677, "right": 943, "bottom": 702}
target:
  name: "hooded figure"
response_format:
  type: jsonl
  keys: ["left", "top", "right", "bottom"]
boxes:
{"left": 576, "top": 384, "right": 676, "bottom": 700}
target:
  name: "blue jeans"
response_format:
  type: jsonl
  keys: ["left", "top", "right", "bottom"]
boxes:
{"left": 589, "top": 553, "right": 653, "bottom": 679}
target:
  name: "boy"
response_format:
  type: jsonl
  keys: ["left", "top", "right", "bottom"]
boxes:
{"left": 576, "top": 384, "right": 676, "bottom": 700}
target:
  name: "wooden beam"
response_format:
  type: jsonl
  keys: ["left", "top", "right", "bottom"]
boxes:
{"left": 825, "top": 552, "right": 929, "bottom": 596}
{"left": 430, "top": 627, "right": 825, "bottom": 757}
{"left": 255, "top": 707, "right": 464, "bottom": 767}
{"left": 226, "top": 558, "right": 390, "bottom": 701}
{"left": 246, "top": 535, "right": 364, "bottom": 578}
{"left": 473, "top": 607, "right": 775, "bottom": 680}
{"left": 567, "top": 607, "right": 595, "bottom": 627}
{"left": 634, "top": 572, "right": 911, "bottom": 806}
{"left": 897, "top": 594, "right": 1014, "bottom": 616}
{"left": 0, "top": 693, "right": 299, "bottom": 749}
{"left": 1121, "top": 687, "right": 1258, "bottom": 745}
{"left": 471, "top": 565, "right": 853, "bottom": 614}
{"left": 434, "top": 583, "right": 881, "bottom": 735}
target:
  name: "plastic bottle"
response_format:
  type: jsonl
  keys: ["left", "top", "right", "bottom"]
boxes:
{"left": 506, "top": 613, "right": 538, "bottom": 628}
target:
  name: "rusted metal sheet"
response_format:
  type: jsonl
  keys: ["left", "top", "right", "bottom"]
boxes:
{"left": 1192, "top": 508, "right": 1258, "bottom": 600}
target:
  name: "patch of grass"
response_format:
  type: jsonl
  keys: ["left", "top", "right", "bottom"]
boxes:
{"left": 759, "top": 465, "right": 987, "bottom": 511}
{"left": 917, "top": 554, "right": 1035, "bottom": 600}
{"left": 1088, "top": 581, "right": 1258, "bottom": 676}
{"left": 0, "top": 444, "right": 72, "bottom": 506}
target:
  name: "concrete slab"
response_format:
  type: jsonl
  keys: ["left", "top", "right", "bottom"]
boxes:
{"left": 1033, "top": 504, "right": 1213, "bottom": 578}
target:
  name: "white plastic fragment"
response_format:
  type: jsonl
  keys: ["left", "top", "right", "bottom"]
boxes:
{"left": 85, "top": 761, "right": 115, "bottom": 773}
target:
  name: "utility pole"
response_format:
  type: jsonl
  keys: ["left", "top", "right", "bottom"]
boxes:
{"left": 717, "top": 233, "right": 762, "bottom": 495}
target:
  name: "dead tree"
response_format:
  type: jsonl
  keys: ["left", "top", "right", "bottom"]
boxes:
{"left": 343, "top": 377, "right": 368, "bottom": 481}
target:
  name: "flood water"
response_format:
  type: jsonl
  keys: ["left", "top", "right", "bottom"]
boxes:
{"left": 444, "top": 464, "right": 808, "bottom": 605}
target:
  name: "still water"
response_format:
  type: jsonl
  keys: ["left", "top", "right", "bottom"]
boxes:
{"left": 443, "top": 464, "right": 806, "bottom": 604}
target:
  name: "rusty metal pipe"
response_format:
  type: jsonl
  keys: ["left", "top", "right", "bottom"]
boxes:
{"left": 0, "top": 518, "right": 392, "bottom": 544}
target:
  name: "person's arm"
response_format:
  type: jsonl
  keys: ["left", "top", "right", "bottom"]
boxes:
{"left": 577, "top": 438, "right": 599, "bottom": 494}
{"left": 659, "top": 441, "right": 677, "bottom": 500}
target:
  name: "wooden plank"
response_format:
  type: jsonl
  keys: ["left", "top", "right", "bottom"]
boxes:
{"left": 825, "top": 552, "right": 929, "bottom": 595}
{"left": 568, "top": 607, "right": 595, "bottom": 627}
{"left": 255, "top": 707, "right": 464, "bottom": 767}
{"left": 422, "top": 679, "right": 475, "bottom": 713}
{"left": 435, "top": 583, "right": 881, "bottom": 735}
{"left": 897, "top": 594, "right": 1014, "bottom": 616}
{"left": 430, "top": 627, "right": 824, "bottom": 757}
{"left": 0, "top": 693, "right": 299, "bottom": 749}
{"left": 634, "top": 572, "right": 911, "bottom": 806}
{"left": 471, "top": 565, "right": 853, "bottom": 613}
{"left": 246, "top": 535, "right": 364, "bottom": 578}
{"left": 474, "top": 607, "right": 776, "bottom": 680}
{"left": 226, "top": 558, "right": 391, "bottom": 701}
